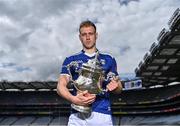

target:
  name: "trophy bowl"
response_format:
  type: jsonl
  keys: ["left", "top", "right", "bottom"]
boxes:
{"left": 74, "top": 64, "right": 104, "bottom": 94}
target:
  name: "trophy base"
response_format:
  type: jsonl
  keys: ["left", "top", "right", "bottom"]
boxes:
{"left": 71, "top": 104, "right": 91, "bottom": 113}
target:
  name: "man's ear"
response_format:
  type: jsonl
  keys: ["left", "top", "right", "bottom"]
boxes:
{"left": 79, "top": 34, "right": 82, "bottom": 41}
{"left": 96, "top": 32, "right": 98, "bottom": 39}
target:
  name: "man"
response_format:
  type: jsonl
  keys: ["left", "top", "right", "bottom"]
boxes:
{"left": 57, "top": 20, "right": 122, "bottom": 126}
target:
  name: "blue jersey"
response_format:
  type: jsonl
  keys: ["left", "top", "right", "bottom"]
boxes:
{"left": 60, "top": 50, "right": 118, "bottom": 115}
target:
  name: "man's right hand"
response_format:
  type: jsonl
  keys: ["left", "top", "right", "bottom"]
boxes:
{"left": 72, "top": 90, "right": 96, "bottom": 106}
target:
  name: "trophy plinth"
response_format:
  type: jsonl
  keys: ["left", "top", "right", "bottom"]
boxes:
{"left": 71, "top": 104, "right": 91, "bottom": 113}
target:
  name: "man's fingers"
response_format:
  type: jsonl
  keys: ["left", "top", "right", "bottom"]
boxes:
{"left": 84, "top": 98, "right": 96, "bottom": 104}
{"left": 82, "top": 90, "right": 88, "bottom": 95}
{"left": 107, "top": 81, "right": 118, "bottom": 91}
{"left": 76, "top": 91, "right": 96, "bottom": 105}
{"left": 83, "top": 96, "right": 96, "bottom": 104}
{"left": 112, "top": 76, "right": 119, "bottom": 82}
{"left": 107, "top": 84, "right": 114, "bottom": 91}
{"left": 83, "top": 95, "right": 96, "bottom": 101}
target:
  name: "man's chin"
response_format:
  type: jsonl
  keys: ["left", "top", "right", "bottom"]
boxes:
{"left": 84, "top": 44, "right": 95, "bottom": 50}
{"left": 85, "top": 46, "right": 93, "bottom": 49}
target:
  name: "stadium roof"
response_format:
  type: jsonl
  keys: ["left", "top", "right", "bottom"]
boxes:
{"left": 0, "top": 81, "right": 57, "bottom": 91}
{"left": 135, "top": 8, "right": 180, "bottom": 87}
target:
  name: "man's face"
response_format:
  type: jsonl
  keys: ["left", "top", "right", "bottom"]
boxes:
{"left": 79, "top": 26, "right": 97, "bottom": 50}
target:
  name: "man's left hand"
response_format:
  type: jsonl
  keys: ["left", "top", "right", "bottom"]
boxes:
{"left": 106, "top": 76, "right": 120, "bottom": 91}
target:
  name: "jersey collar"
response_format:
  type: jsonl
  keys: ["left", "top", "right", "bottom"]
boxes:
{"left": 81, "top": 49, "right": 99, "bottom": 57}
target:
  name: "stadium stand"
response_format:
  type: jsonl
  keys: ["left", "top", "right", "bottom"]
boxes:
{"left": 135, "top": 8, "right": 180, "bottom": 87}
{"left": 0, "top": 8, "right": 180, "bottom": 125}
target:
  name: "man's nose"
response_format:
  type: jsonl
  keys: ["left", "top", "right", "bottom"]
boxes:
{"left": 86, "top": 35, "right": 90, "bottom": 39}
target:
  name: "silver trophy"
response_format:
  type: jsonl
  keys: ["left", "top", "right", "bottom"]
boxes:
{"left": 67, "top": 51, "right": 105, "bottom": 113}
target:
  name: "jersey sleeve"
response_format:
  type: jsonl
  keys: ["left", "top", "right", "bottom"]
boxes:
{"left": 111, "top": 57, "right": 118, "bottom": 76}
{"left": 60, "top": 57, "right": 71, "bottom": 75}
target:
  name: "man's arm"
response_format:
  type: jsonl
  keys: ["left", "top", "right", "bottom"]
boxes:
{"left": 57, "top": 75, "right": 96, "bottom": 106}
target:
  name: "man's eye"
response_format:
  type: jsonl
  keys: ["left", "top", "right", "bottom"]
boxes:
{"left": 81, "top": 32, "right": 95, "bottom": 36}
{"left": 81, "top": 33, "right": 86, "bottom": 36}
{"left": 89, "top": 32, "right": 94, "bottom": 35}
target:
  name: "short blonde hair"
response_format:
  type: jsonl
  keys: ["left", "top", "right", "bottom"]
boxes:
{"left": 79, "top": 20, "right": 96, "bottom": 33}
